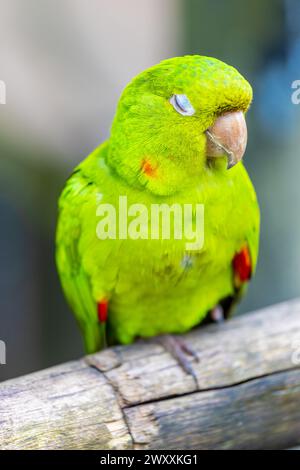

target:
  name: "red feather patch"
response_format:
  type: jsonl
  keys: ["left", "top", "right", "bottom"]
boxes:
{"left": 233, "top": 246, "right": 252, "bottom": 285}
{"left": 97, "top": 299, "right": 108, "bottom": 323}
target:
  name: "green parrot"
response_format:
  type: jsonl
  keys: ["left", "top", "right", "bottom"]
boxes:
{"left": 56, "top": 55, "right": 259, "bottom": 374}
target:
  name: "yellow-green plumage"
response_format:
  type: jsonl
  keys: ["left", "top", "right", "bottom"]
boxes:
{"left": 56, "top": 56, "right": 260, "bottom": 353}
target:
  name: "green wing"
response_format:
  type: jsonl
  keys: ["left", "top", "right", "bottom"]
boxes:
{"left": 56, "top": 168, "right": 106, "bottom": 353}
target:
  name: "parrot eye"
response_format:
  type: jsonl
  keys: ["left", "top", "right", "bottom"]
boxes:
{"left": 170, "top": 94, "right": 195, "bottom": 116}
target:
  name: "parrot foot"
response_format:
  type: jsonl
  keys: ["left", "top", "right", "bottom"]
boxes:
{"left": 210, "top": 305, "right": 224, "bottom": 323}
{"left": 157, "top": 334, "right": 199, "bottom": 382}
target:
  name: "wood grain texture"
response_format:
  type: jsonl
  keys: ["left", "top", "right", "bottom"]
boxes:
{"left": 125, "top": 370, "right": 300, "bottom": 449}
{"left": 1, "top": 299, "right": 300, "bottom": 449}
{"left": 0, "top": 361, "right": 130, "bottom": 450}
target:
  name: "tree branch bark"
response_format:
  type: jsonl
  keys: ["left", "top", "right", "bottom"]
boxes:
{"left": 1, "top": 299, "right": 300, "bottom": 449}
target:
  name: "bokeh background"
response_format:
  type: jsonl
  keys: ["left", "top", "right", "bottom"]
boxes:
{"left": 1, "top": 0, "right": 300, "bottom": 381}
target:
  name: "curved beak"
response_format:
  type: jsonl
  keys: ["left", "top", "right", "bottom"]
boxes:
{"left": 205, "top": 111, "right": 247, "bottom": 169}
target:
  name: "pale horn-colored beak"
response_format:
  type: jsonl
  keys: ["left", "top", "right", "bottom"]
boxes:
{"left": 205, "top": 111, "right": 247, "bottom": 169}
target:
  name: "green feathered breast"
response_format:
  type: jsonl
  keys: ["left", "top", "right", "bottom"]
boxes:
{"left": 56, "top": 56, "right": 260, "bottom": 353}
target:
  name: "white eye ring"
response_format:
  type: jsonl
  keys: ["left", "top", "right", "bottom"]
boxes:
{"left": 170, "top": 94, "right": 195, "bottom": 116}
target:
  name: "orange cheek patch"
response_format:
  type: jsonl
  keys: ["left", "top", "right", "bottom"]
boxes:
{"left": 141, "top": 158, "right": 158, "bottom": 178}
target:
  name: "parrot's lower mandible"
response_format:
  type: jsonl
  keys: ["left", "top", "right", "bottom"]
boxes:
{"left": 56, "top": 55, "right": 260, "bottom": 377}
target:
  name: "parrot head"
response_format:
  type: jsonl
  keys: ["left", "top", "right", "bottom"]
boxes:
{"left": 108, "top": 55, "right": 253, "bottom": 196}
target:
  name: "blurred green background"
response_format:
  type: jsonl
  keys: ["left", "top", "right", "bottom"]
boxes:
{"left": 1, "top": 0, "right": 300, "bottom": 381}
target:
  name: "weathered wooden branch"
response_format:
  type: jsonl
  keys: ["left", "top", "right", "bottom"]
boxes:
{"left": 1, "top": 299, "right": 300, "bottom": 450}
